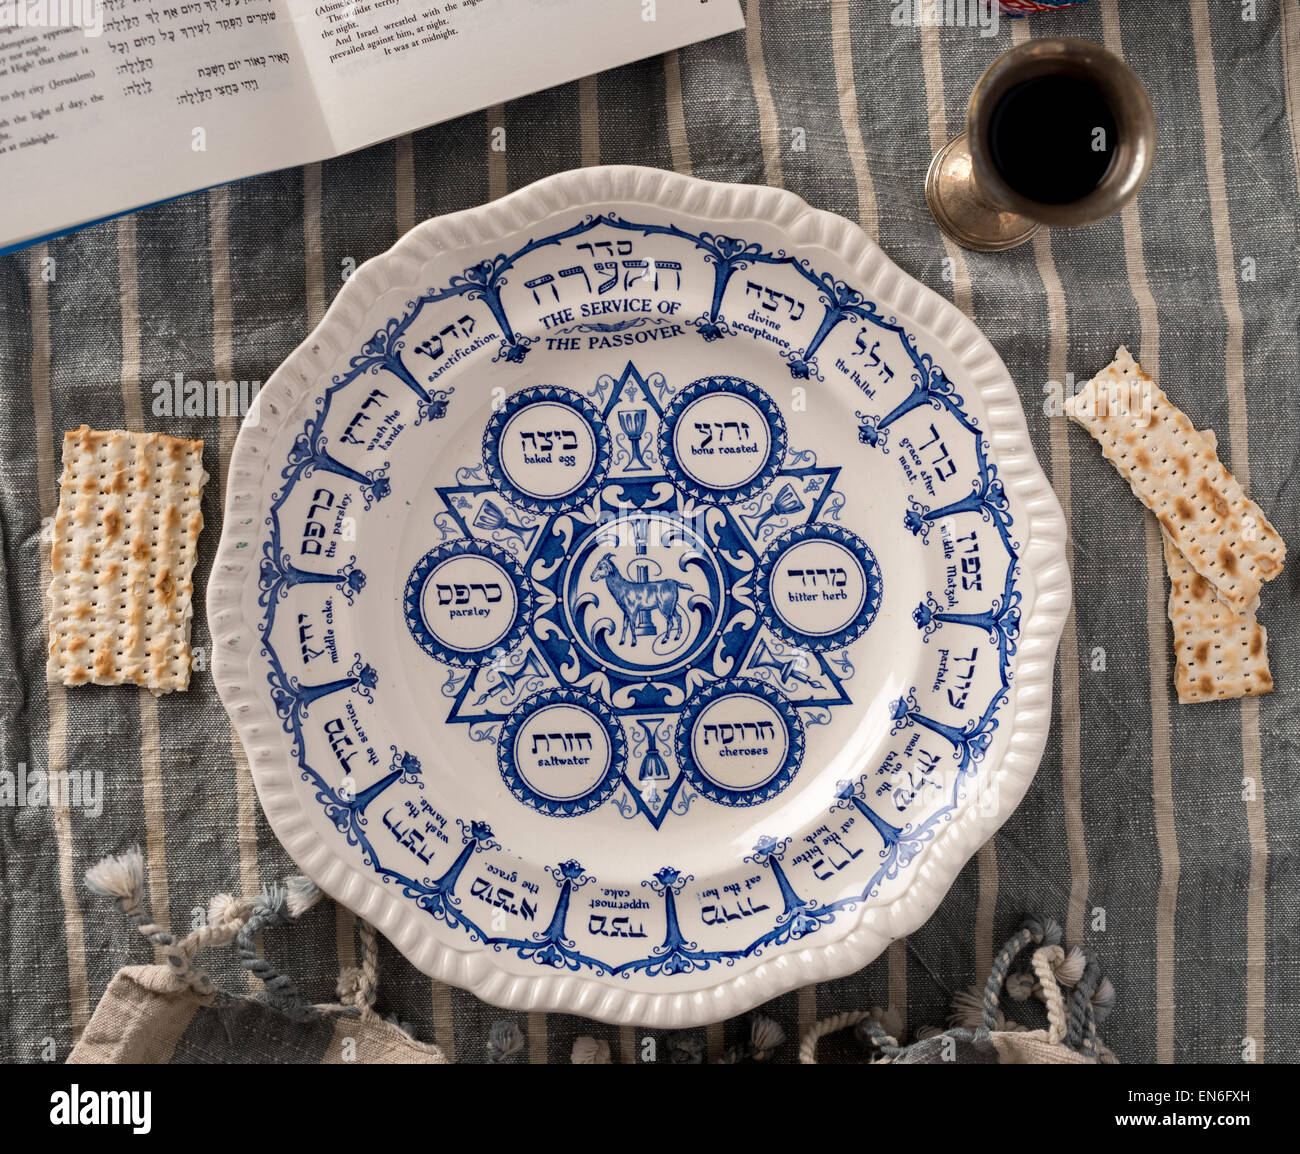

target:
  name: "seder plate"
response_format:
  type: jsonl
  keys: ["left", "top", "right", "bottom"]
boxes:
{"left": 209, "top": 166, "right": 1069, "bottom": 1027}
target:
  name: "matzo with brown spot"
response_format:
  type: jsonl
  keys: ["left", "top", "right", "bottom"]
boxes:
{"left": 1163, "top": 533, "right": 1272, "bottom": 704}
{"left": 1064, "top": 347, "right": 1285, "bottom": 615}
{"left": 47, "top": 426, "right": 207, "bottom": 694}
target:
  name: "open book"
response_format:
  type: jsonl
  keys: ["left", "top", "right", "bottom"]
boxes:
{"left": 0, "top": 0, "right": 743, "bottom": 254}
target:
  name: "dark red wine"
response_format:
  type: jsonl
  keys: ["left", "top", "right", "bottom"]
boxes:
{"left": 987, "top": 74, "right": 1118, "bottom": 205}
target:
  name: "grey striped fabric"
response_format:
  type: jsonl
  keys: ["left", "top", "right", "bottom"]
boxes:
{"left": 1, "top": 0, "right": 1297, "bottom": 1064}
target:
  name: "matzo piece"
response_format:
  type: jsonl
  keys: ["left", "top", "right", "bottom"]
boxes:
{"left": 1065, "top": 347, "right": 1285, "bottom": 615}
{"left": 1164, "top": 533, "right": 1272, "bottom": 703}
{"left": 47, "top": 426, "right": 206, "bottom": 693}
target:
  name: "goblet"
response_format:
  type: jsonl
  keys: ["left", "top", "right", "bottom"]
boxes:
{"left": 925, "top": 37, "right": 1156, "bottom": 251}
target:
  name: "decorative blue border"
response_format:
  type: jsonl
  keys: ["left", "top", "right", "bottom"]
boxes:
{"left": 657, "top": 376, "right": 787, "bottom": 506}
{"left": 674, "top": 678, "right": 806, "bottom": 808}
{"left": 249, "top": 209, "right": 1025, "bottom": 982}
{"left": 481, "top": 385, "right": 611, "bottom": 513}
{"left": 754, "top": 523, "right": 884, "bottom": 653}
{"left": 496, "top": 688, "right": 627, "bottom": 817}
{"left": 403, "top": 539, "right": 533, "bottom": 667}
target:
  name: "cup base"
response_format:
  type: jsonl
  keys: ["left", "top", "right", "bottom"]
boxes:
{"left": 925, "top": 132, "right": 1040, "bottom": 252}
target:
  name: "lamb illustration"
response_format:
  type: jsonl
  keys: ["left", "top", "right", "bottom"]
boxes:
{"left": 589, "top": 552, "right": 693, "bottom": 646}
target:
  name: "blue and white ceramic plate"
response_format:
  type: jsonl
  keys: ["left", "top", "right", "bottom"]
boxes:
{"left": 210, "top": 167, "right": 1069, "bottom": 1026}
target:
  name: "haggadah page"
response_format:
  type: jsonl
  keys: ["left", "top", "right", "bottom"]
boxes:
{"left": 0, "top": 0, "right": 743, "bottom": 251}
{"left": 0, "top": 0, "right": 331, "bottom": 250}
{"left": 289, "top": 0, "right": 744, "bottom": 151}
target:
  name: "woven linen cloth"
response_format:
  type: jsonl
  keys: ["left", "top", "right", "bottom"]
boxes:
{"left": 65, "top": 967, "right": 449, "bottom": 1065}
{"left": 1, "top": 0, "right": 1297, "bottom": 1064}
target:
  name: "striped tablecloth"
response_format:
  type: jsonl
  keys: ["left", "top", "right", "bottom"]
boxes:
{"left": 2, "top": 0, "right": 1296, "bottom": 1063}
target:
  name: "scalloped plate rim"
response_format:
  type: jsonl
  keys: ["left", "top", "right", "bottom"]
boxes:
{"left": 208, "top": 164, "right": 1070, "bottom": 1028}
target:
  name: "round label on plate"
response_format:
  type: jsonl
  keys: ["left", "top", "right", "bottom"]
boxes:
{"left": 676, "top": 679, "right": 805, "bottom": 807}
{"left": 770, "top": 539, "right": 866, "bottom": 636}
{"left": 672, "top": 392, "right": 770, "bottom": 491}
{"left": 403, "top": 540, "right": 531, "bottom": 666}
{"left": 498, "top": 690, "right": 625, "bottom": 816}
{"left": 483, "top": 386, "right": 609, "bottom": 513}
{"left": 756, "top": 524, "right": 883, "bottom": 652}
{"left": 659, "top": 377, "right": 786, "bottom": 505}
{"left": 500, "top": 402, "right": 597, "bottom": 500}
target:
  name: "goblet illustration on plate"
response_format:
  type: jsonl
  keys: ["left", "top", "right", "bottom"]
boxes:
{"left": 741, "top": 482, "right": 805, "bottom": 540}
{"left": 474, "top": 499, "right": 539, "bottom": 550}
{"left": 619, "top": 407, "right": 652, "bottom": 472}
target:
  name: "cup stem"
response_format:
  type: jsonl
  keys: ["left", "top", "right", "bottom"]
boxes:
{"left": 925, "top": 131, "right": 1040, "bottom": 252}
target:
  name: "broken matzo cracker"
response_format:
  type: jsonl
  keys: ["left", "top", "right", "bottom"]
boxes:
{"left": 1162, "top": 430, "right": 1272, "bottom": 704}
{"left": 1064, "top": 347, "right": 1285, "bottom": 615}
{"left": 47, "top": 426, "right": 206, "bottom": 693}
{"left": 1164, "top": 533, "right": 1272, "bottom": 704}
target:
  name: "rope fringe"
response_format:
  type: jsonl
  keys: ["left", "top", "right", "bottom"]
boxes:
{"left": 85, "top": 845, "right": 214, "bottom": 998}
{"left": 84, "top": 849, "right": 386, "bottom": 1030}
{"left": 799, "top": 915, "right": 1118, "bottom": 1064}
{"left": 336, "top": 916, "right": 381, "bottom": 1020}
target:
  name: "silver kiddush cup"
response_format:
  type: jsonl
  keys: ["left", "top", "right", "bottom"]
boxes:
{"left": 925, "top": 37, "right": 1156, "bottom": 252}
